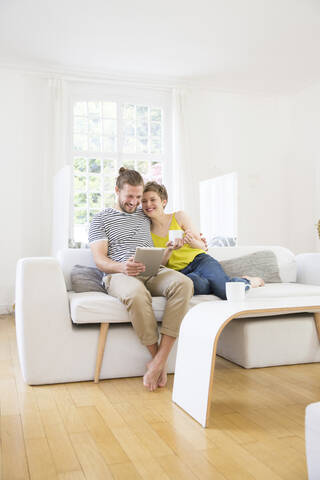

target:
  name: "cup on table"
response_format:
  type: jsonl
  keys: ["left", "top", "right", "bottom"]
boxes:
{"left": 226, "top": 282, "right": 248, "bottom": 302}
{"left": 169, "top": 230, "right": 184, "bottom": 244}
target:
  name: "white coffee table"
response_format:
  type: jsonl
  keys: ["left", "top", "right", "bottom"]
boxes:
{"left": 172, "top": 296, "right": 320, "bottom": 427}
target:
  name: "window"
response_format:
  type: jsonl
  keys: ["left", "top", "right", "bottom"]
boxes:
{"left": 72, "top": 100, "right": 166, "bottom": 243}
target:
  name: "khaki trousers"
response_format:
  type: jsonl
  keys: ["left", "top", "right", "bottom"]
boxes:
{"left": 104, "top": 267, "right": 194, "bottom": 345}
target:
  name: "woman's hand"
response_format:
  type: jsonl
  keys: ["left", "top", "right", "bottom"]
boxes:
{"left": 166, "top": 238, "right": 184, "bottom": 251}
{"left": 162, "top": 239, "right": 183, "bottom": 266}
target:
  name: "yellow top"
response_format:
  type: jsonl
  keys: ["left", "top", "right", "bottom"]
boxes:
{"left": 151, "top": 213, "right": 206, "bottom": 271}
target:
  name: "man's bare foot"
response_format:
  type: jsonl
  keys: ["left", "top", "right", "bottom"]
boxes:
{"left": 157, "top": 368, "right": 167, "bottom": 388}
{"left": 143, "top": 360, "right": 163, "bottom": 392}
{"left": 243, "top": 276, "right": 265, "bottom": 288}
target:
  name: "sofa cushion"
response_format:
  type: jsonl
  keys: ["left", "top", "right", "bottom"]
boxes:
{"left": 69, "top": 283, "right": 320, "bottom": 325}
{"left": 209, "top": 246, "right": 297, "bottom": 282}
{"left": 69, "top": 291, "right": 221, "bottom": 324}
{"left": 220, "top": 250, "right": 281, "bottom": 283}
{"left": 71, "top": 264, "right": 105, "bottom": 293}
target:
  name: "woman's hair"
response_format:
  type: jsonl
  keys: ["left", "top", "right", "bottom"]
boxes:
{"left": 143, "top": 181, "right": 168, "bottom": 203}
{"left": 116, "top": 167, "right": 144, "bottom": 190}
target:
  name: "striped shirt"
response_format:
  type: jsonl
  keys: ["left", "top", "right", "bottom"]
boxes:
{"left": 88, "top": 207, "right": 153, "bottom": 263}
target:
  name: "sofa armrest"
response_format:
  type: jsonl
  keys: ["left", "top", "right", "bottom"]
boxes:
{"left": 296, "top": 253, "right": 320, "bottom": 285}
{"left": 15, "top": 257, "right": 71, "bottom": 383}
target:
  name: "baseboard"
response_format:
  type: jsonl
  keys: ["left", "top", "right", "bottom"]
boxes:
{"left": 0, "top": 304, "right": 13, "bottom": 315}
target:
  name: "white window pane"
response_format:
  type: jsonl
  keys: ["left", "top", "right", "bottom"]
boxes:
{"left": 88, "top": 175, "right": 101, "bottom": 191}
{"left": 88, "top": 158, "right": 101, "bottom": 173}
{"left": 151, "top": 108, "right": 161, "bottom": 121}
{"left": 88, "top": 102, "right": 101, "bottom": 114}
{"left": 137, "top": 160, "right": 149, "bottom": 175}
{"left": 104, "top": 176, "right": 114, "bottom": 191}
{"left": 102, "top": 136, "right": 117, "bottom": 153}
{"left": 88, "top": 136, "right": 101, "bottom": 152}
{"left": 74, "top": 192, "right": 87, "bottom": 207}
{"left": 74, "top": 157, "right": 86, "bottom": 173}
{"left": 103, "top": 158, "right": 116, "bottom": 174}
{"left": 88, "top": 116, "right": 102, "bottom": 134}
{"left": 103, "top": 102, "right": 117, "bottom": 118}
{"left": 150, "top": 137, "right": 161, "bottom": 154}
{"left": 123, "top": 104, "right": 135, "bottom": 120}
{"left": 136, "top": 121, "right": 148, "bottom": 137}
{"left": 74, "top": 175, "right": 86, "bottom": 191}
{"left": 150, "top": 162, "right": 162, "bottom": 183}
{"left": 122, "top": 159, "right": 135, "bottom": 169}
{"left": 74, "top": 209, "right": 87, "bottom": 224}
{"left": 123, "top": 137, "right": 136, "bottom": 154}
{"left": 89, "top": 192, "right": 101, "bottom": 208}
{"left": 104, "top": 193, "right": 115, "bottom": 208}
{"left": 103, "top": 119, "right": 117, "bottom": 136}
{"left": 136, "top": 137, "right": 148, "bottom": 153}
{"left": 74, "top": 134, "right": 88, "bottom": 151}
{"left": 136, "top": 105, "right": 148, "bottom": 119}
{"left": 74, "top": 116, "right": 88, "bottom": 134}
{"left": 74, "top": 102, "right": 87, "bottom": 116}
{"left": 151, "top": 122, "right": 161, "bottom": 137}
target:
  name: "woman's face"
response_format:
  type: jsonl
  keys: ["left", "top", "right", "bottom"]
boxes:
{"left": 142, "top": 190, "right": 166, "bottom": 218}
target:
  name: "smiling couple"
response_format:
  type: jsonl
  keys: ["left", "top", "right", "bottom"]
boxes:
{"left": 89, "top": 167, "right": 263, "bottom": 392}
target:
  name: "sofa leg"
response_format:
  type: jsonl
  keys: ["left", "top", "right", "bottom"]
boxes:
{"left": 94, "top": 323, "right": 109, "bottom": 383}
{"left": 314, "top": 313, "right": 320, "bottom": 342}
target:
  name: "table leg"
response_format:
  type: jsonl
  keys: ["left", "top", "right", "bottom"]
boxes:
{"left": 172, "top": 303, "right": 229, "bottom": 427}
{"left": 94, "top": 323, "right": 109, "bottom": 384}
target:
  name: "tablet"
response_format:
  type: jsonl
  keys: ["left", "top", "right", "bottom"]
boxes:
{"left": 134, "top": 247, "right": 165, "bottom": 276}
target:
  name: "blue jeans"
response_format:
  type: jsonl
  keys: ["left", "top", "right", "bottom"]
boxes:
{"left": 179, "top": 253, "right": 250, "bottom": 299}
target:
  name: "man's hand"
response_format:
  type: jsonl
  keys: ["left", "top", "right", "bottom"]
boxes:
{"left": 122, "top": 256, "right": 146, "bottom": 276}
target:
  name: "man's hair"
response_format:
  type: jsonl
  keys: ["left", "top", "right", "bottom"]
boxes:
{"left": 116, "top": 167, "right": 144, "bottom": 190}
{"left": 143, "top": 181, "right": 168, "bottom": 203}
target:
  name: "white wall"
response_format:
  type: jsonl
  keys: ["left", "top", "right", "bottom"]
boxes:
{"left": 0, "top": 70, "right": 52, "bottom": 312}
{"left": 0, "top": 68, "right": 320, "bottom": 311}
{"left": 183, "top": 88, "right": 318, "bottom": 254}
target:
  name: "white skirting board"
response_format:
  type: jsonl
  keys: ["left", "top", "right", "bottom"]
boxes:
{"left": 0, "top": 304, "right": 13, "bottom": 315}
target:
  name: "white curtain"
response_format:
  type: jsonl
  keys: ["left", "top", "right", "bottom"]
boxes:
{"left": 49, "top": 78, "right": 72, "bottom": 254}
{"left": 172, "top": 88, "right": 196, "bottom": 217}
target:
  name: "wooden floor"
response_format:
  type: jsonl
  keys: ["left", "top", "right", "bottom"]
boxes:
{"left": 1, "top": 314, "right": 318, "bottom": 480}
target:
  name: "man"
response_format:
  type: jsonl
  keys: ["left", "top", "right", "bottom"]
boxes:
{"left": 89, "top": 167, "right": 194, "bottom": 391}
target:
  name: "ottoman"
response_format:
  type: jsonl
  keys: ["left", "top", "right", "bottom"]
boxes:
{"left": 305, "top": 402, "right": 320, "bottom": 480}
{"left": 217, "top": 313, "right": 320, "bottom": 368}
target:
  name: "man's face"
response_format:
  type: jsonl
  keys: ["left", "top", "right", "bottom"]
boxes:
{"left": 115, "top": 183, "right": 143, "bottom": 213}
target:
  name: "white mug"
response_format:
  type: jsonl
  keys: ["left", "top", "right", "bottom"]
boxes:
{"left": 169, "top": 230, "right": 184, "bottom": 243}
{"left": 226, "top": 282, "right": 248, "bottom": 302}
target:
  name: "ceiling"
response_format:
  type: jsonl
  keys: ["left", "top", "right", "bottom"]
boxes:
{"left": 1, "top": 0, "right": 320, "bottom": 93}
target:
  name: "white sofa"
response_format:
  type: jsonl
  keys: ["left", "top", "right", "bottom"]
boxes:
{"left": 15, "top": 246, "right": 320, "bottom": 385}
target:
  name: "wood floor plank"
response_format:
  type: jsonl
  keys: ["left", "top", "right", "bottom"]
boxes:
{"left": 40, "top": 409, "right": 81, "bottom": 474}
{"left": 25, "top": 437, "right": 58, "bottom": 480}
{"left": 0, "top": 314, "right": 315, "bottom": 480}
{"left": 1, "top": 414, "right": 29, "bottom": 480}
{"left": 77, "top": 406, "right": 129, "bottom": 465}
{"left": 109, "top": 461, "right": 142, "bottom": 480}
{"left": 110, "top": 425, "right": 170, "bottom": 479}
{"left": 69, "top": 432, "right": 114, "bottom": 480}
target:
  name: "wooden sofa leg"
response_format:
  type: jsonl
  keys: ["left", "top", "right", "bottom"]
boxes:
{"left": 314, "top": 313, "right": 320, "bottom": 342}
{"left": 94, "top": 323, "right": 109, "bottom": 384}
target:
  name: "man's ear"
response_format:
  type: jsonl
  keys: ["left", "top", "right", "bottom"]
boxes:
{"left": 115, "top": 186, "right": 119, "bottom": 195}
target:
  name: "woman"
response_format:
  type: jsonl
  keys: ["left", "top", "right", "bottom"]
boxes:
{"left": 142, "top": 181, "right": 264, "bottom": 299}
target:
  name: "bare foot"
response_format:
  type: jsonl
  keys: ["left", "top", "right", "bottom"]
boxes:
{"left": 243, "top": 276, "right": 265, "bottom": 288}
{"left": 157, "top": 368, "right": 167, "bottom": 388}
{"left": 143, "top": 360, "right": 163, "bottom": 392}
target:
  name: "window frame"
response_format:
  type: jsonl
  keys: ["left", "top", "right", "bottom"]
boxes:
{"left": 69, "top": 84, "right": 172, "bottom": 244}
